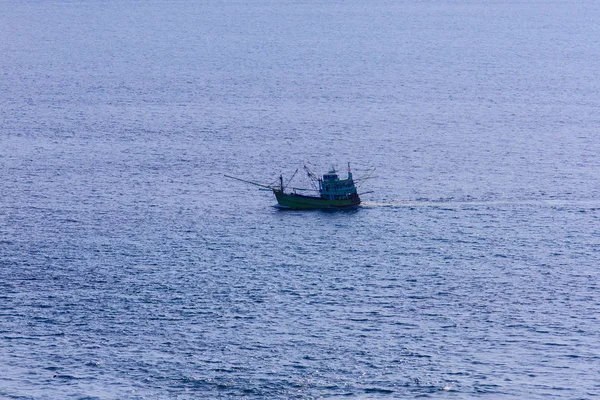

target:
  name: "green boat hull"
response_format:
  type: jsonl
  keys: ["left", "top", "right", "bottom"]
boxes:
{"left": 274, "top": 190, "right": 360, "bottom": 209}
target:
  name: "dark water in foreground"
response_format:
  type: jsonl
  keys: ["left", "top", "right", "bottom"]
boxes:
{"left": 1, "top": 1, "right": 600, "bottom": 398}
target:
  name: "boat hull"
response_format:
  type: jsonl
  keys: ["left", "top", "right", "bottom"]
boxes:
{"left": 274, "top": 190, "right": 360, "bottom": 209}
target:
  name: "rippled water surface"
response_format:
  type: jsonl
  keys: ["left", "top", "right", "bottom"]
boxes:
{"left": 1, "top": 0, "right": 600, "bottom": 398}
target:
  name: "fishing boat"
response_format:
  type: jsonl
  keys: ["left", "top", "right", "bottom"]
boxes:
{"left": 225, "top": 164, "right": 373, "bottom": 210}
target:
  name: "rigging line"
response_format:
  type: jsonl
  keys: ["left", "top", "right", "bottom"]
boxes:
{"left": 357, "top": 167, "right": 376, "bottom": 190}
{"left": 304, "top": 165, "right": 319, "bottom": 191}
{"left": 284, "top": 168, "right": 298, "bottom": 190}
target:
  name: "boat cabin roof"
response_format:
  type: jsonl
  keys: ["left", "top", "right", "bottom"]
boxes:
{"left": 323, "top": 173, "right": 338, "bottom": 181}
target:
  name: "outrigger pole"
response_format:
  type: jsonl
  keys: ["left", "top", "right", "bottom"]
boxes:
{"left": 225, "top": 173, "right": 317, "bottom": 193}
{"left": 224, "top": 175, "right": 274, "bottom": 190}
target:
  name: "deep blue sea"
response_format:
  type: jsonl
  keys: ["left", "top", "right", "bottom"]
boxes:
{"left": 1, "top": 0, "right": 600, "bottom": 398}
